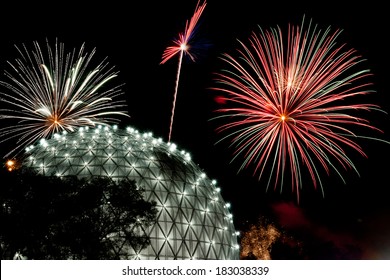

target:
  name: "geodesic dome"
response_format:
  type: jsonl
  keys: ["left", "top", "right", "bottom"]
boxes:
{"left": 23, "top": 124, "right": 239, "bottom": 260}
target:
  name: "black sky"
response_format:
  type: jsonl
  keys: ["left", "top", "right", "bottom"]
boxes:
{"left": 0, "top": 1, "right": 389, "bottom": 259}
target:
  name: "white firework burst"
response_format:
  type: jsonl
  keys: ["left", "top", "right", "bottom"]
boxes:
{"left": 0, "top": 39, "right": 129, "bottom": 158}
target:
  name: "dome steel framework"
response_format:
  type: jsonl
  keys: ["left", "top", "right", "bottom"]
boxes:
{"left": 23, "top": 125, "right": 239, "bottom": 260}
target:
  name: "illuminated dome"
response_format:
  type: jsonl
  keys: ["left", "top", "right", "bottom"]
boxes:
{"left": 23, "top": 124, "right": 239, "bottom": 260}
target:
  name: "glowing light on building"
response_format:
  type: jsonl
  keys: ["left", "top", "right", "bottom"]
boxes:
{"left": 23, "top": 124, "right": 239, "bottom": 260}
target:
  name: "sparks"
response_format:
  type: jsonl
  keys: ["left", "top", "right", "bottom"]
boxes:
{"left": 0, "top": 39, "right": 129, "bottom": 158}
{"left": 211, "top": 17, "right": 388, "bottom": 202}
{"left": 6, "top": 159, "right": 15, "bottom": 172}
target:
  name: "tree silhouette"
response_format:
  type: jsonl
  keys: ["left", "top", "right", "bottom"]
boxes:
{"left": 0, "top": 166, "right": 157, "bottom": 259}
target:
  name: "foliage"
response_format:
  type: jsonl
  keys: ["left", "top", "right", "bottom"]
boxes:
{"left": 0, "top": 166, "right": 157, "bottom": 259}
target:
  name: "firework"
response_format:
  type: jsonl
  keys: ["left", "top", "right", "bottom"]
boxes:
{"left": 211, "top": 17, "right": 387, "bottom": 202}
{"left": 160, "top": 0, "right": 207, "bottom": 143}
{"left": 240, "top": 218, "right": 281, "bottom": 260}
{"left": 0, "top": 39, "right": 129, "bottom": 158}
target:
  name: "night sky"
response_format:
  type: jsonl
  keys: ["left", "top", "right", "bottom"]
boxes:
{"left": 0, "top": 1, "right": 389, "bottom": 259}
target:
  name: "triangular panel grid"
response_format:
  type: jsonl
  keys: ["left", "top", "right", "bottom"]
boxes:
{"left": 24, "top": 125, "right": 239, "bottom": 260}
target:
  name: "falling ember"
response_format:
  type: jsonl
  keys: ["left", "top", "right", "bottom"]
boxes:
{"left": 6, "top": 160, "right": 15, "bottom": 172}
{"left": 240, "top": 218, "right": 281, "bottom": 260}
{"left": 214, "top": 95, "right": 227, "bottom": 105}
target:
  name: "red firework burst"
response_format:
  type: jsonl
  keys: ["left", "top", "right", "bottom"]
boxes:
{"left": 211, "top": 17, "right": 387, "bottom": 202}
{"left": 160, "top": 0, "right": 207, "bottom": 143}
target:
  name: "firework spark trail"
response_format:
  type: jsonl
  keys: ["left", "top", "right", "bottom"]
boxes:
{"left": 0, "top": 39, "right": 129, "bottom": 159}
{"left": 160, "top": 0, "right": 207, "bottom": 143}
{"left": 211, "top": 17, "right": 388, "bottom": 202}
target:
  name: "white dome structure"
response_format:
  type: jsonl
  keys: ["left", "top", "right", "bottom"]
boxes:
{"left": 23, "top": 124, "right": 240, "bottom": 260}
